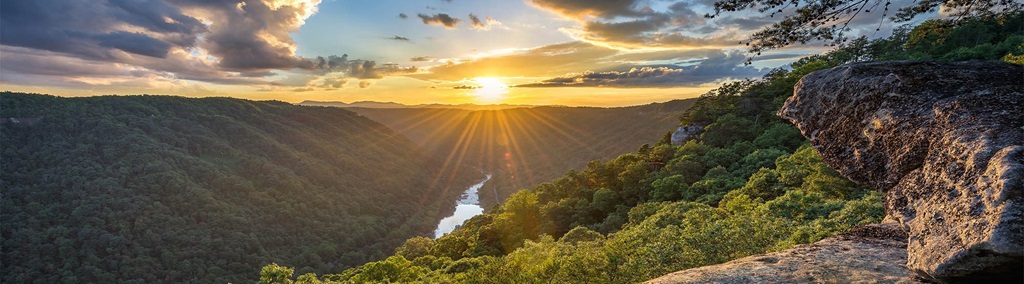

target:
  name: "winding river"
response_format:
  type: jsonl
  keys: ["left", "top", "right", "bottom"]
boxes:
{"left": 434, "top": 174, "right": 492, "bottom": 238}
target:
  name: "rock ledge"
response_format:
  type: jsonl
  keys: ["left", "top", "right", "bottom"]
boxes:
{"left": 645, "top": 223, "right": 921, "bottom": 284}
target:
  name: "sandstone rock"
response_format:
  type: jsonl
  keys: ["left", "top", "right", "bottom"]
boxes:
{"left": 779, "top": 61, "right": 1023, "bottom": 282}
{"left": 645, "top": 223, "right": 921, "bottom": 284}
{"left": 671, "top": 125, "right": 704, "bottom": 145}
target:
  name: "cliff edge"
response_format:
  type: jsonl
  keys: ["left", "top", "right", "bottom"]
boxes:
{"left": 646, "top": 223, "right": 921, "bottom": 283}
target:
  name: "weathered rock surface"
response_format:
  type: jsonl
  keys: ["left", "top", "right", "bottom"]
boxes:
{"left": 779, "top": 61, "right": 1024, "bottom": 282}
{"left": 671, "top": 125, "right": 704, "bottom": 145}
{"left": 645, "top": 223, "right": 922, "bottom": 284}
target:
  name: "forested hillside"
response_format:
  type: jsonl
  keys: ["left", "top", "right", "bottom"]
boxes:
{"left": 346, "top": 100, "right": 697, "bottom": 208}
{"left": 257, "top": 13, "right": 1024, "bottom": 283}
{"left": 0, "top": 94, "right": 480, "bottom": 283}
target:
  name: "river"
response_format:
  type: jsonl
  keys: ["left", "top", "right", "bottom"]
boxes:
{"left": 434, "top": 173, "right": 492, "bottom": 238}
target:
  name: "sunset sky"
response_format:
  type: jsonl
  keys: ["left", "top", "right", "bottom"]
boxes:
{"left": 0, "top": 0, "right": 905, "bottom": 106}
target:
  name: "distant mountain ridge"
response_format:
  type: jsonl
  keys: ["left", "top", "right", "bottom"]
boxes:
{"left": 298, "top": 100, "right": 543, "bottom": 110}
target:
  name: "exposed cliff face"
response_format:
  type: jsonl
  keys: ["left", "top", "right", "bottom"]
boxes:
{"left": 779, "top": 61, "right": 1024, "bottom": 282}
{"left": 645, "top": 223, "right": 920, "bottom": 284}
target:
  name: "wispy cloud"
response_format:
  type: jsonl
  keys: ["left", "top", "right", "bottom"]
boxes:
{"left": 517, "top": 51, "right": 766, "bottom": 88}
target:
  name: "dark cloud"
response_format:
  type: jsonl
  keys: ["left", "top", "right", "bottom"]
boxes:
{"left": 358, "top": 80, "right": 373, "bottom": 88}
{"left": 175, "top": 0, "right": 322, "bottom": 71}
{"left": 453, "top": 85, "right": 479, "bottom": 89}
{"left": 0, "top": 0, "right": 420, "bottom": 89}
{"left": 0, "top": 47, "right": 155, "bottom": 78}
{"left": 398, "top": 13, "right": 409, "bottom": 19}
{"left": 410, "top": 56, "right": 434, "bottom": 62}
{"left": 530, "top": 0, "right": 909, "bottom": 50}
{"left": 389, "top": 35, "right": 411, "bottom": 41}
{"left": 517, "top": 51, "right": 766, "bottom": 87}
{"left": 418, "top": 13, "right": 460, "bottom": 29}
{"left": 311, "top": 55, "right": 419, "bottom": 79}
{"left": 469, "top": 14, "right": 487, "bottom": 29}
{"left": 94, "top": 31, "right": 173, "bottom": 58}
{"left": 608, "top": 49, "right": 722, "bottom": 62}
{"left": 0, "top": 0, "right": 204, "bottom": 60}
{"left": 716, "top": 16, "right": 775, "bottom": 31}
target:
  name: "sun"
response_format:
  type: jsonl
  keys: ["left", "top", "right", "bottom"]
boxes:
{"left": 472, "top": 77, "right": 509, "bottom": 102}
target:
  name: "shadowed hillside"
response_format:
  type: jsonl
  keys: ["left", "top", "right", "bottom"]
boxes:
{"left": 0, "top": 93, "right": 480, "bottom": 283}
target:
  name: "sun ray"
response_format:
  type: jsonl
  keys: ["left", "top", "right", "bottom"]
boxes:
{"left": 519, "top": 108, "right": 597, "bottom": 154}
{"left": 495, "top": 110, "right": 537, "bottom": 191}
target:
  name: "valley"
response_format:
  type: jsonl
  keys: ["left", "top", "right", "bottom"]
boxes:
{"left": 336, "top": 100, "right": 698, "bottom": 209}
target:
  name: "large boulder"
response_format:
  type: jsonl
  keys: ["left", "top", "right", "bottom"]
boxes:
{"left": 779, "top": 61, "right": 1023, "bottom": 282}
{"left": 645, "top": 223, "right": 920, "bottom": 284}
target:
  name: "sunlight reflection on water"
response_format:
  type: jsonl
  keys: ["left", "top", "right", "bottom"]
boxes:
{"left": 434, "top": 174, "right": 492, "bottom": 238}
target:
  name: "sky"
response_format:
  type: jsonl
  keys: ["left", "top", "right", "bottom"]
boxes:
{"left": 0, "top": 0, "right": 904, "bottom": 106}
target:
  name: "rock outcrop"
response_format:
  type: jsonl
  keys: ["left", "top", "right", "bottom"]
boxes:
{"left": 645, "top": 223, "right": 920, "bottom": 284}
{"left": 671, "top": 125, "right": 704, "bottom": 145}
{"left": 779, "top": 61, "right": 1023, "bottom": 282}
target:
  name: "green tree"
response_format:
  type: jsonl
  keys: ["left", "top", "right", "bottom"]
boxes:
{"left": 259, "top": 263, "right": 294, "bottom": 284}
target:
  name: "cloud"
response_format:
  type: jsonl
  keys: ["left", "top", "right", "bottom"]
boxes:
{"left": 516, "top": 51, "right": 766, "bottom": 87}
{"left": 0, "top": 0, "right": 418, "bottom": 90}
{"left": 527, "top": 0, "right": 641, "bottom": 19}
{"left": 526, "top": 0, "right": 746, "bottom": 49}
{"left": 0, "top": 0, "right": 205, "bottom": 60}
{"left": 310, "top": 55, "right": 419, "bottom": 79}
{"left": 469, "top": 14, "right": 487, "bottom": 29}
{"left": 415, "top": 41, "right": 766, "bottom": 82}
{"left": 418, "top": 13, "right": 460, "bottom": 29}
{"left": 410, "top": 56, "right": 434, "bottom": 62}
{"left": 419, "top": 41, "right": 620, "bottom": 80}
{"left": 358, "top": 80, "right": 373, "bottom": 88}
{"left": 466, "top": 14, "right": 502, "bottom": 30}
{"left": 389, "top": 35, "right": 411, "bottom": 41}
{"left": 528, "top": 0, "right": 909, "bottom": 50}
{"left": 452, "top": 84, "right": 479, "bottom": 89}
{"left": 320, "top": 77, "right": 348, "bottom": 89}
{"left": 176, "top": 0, "right": 325, "bottom": 71}
{"left": 398, "top": 13, "right": 408, "bottom": 19}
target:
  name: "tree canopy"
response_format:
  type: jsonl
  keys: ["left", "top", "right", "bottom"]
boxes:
{"left": 0, "top": 94, "right": 480, "bottom": 283}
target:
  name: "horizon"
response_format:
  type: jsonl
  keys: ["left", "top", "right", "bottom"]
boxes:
{"left": 0, "top": 0, "right": 914, "bottom": 107}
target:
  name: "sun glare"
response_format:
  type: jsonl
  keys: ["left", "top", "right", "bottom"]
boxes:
{"left": 472, "top": 77, "right": 509, "bottom": 102}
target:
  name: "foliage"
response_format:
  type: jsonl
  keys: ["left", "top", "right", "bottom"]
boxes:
{"left": 263, "top": 15, "right": 1021, "bottom": 283}
{"left": 707, "top": 0, "right": 1023, "bottom": 56}
{"left": 0, "top": 94, "right": 480, "bottom": 283}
